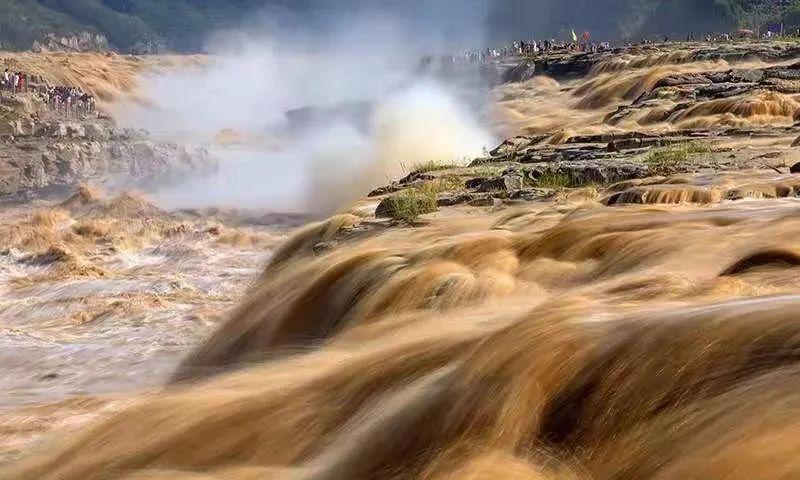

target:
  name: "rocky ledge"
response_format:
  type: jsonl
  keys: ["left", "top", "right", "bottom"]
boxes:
{"left": 0, "top": 121, "right": 215, "bottom": 197}
{"left": 0, "top": 94, "right": 215, "bottom": 198}
{"left": 503, "top": 42, "right": 800, "bottom": 83}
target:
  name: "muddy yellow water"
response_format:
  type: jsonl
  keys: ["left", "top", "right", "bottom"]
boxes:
{"left": 6, "top": 46, "right": 800, "bottom": 479}
{"left": 495, "top": 55, "right": 800, "bottom": 140}
{"left": 0, "top": 187, "right": 290, "bottom": 460}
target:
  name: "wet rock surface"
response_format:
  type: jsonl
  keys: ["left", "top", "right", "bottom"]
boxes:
{"left": 370, "top": 120, "right": 800, "bottom": 214}
{"left": 502, "top": 43, "right": 800, "bottom": 83}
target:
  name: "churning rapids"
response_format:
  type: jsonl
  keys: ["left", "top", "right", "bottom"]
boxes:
{"left": 8, "top": 41, "right": 800, "bottom": 479}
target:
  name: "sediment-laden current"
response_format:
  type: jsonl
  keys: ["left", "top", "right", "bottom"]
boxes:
{"left": 5, "top": 41, "right": 800, "bottom": 479}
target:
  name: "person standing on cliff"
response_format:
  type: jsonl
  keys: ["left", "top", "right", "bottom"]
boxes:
{"left": 2, "top": 69, "right": 8, "bottom": 91}
{"left": 66, "top": 89, "right": 73, "bottom": 118}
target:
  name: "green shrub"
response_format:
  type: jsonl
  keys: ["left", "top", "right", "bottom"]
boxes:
{"left": 429, "top": 175, "right": 464, "bottom": 193}
{"left": 644, "top": 141, "right": 711, "bottom": 175}
{"left": 378, "top": 185, "right": 438, "bottom": 222}
{"left": 535, "top": 170, "right": 572, "bottom": 189}
{"left": 401, "top": 160, "right": 461, "bottom": 174}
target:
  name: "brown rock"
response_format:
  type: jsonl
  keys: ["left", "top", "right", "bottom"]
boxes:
{"left": 468, "top": 194, "right": 500, "bottom": 207}
{"left": 477, "top": 174, "right": 525, "bottom": 193}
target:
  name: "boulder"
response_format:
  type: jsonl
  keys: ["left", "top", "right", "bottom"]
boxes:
{"left": 730, "top": 69, "right": 764, "bottom": 83}
{"left": 66, "top": 122, "right": 86, "bottom": 138}
{"left": 655, "top": 73, "right": 711, "bottom": 88}
{"left": 765, "top": 67, "right": 800, "bottom": 81}
{"left": 706, "top": 72, "right": 732, "bottom": 83}
{"left": 507, "top": 188, "right": 552, "bottom": 201}
{"left": 22, "top": 158, "right": 48, "bottom": 188}
{"left": 438, "top": 193, "right": 475, "bottom": 207}
{"left": 604, "top": 106, "right": 635, "bottom": 125}
{"left": 477, "top": 173, "right": 525, "bottom": 193}
{"left": 502, "top": 61, "right": 537, "bottom": 84}
{"left": 762, "top": 78, "right": 800, "bottom": 94}
{"left": 368, "top": 185, "right": 395, "bottom": 197}
{"left": 397, "top": 172, "right": 434, "bottom": 185}
{"left": 465, "top": 177, "right": 486, "bottom": 189}
{"left": 84, "top": 122, "right": 109, "bottom": 140}
{"left": 696, "top": 83, "right": 753, "bottom": 99}
{"left": 468, "top": 194, "right": 500, "bottom": 207}
{"left": 489, "top": 136, "right": 536, "bottom": 157}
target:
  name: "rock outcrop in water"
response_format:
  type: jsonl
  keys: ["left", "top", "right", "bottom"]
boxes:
{"left": 502, "top": 43, "right": 800, "bottom": 83}
{"left": 0, "top": 120, "right": 214, "bottom": 197}
{"left": 0, "top": 87, "right": 214, "bottom": 198}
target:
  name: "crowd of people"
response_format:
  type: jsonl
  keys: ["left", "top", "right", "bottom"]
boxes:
{"left": 45, "top": 85, "right": 96, "bottom": 118}
{"left": 1, "top": 69, "right": 29, "bottom": 93}
{"left": 424, "top": 36, "right": 615, "bottom": 67}
{"left": 1, "top": 67, "right": 95, "bottom": 118}
{"left": 511, "top": 36, "right": 614, "bottom": 55}
{"left": 425, "top": 26, "right": 796, "bottom": 69}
